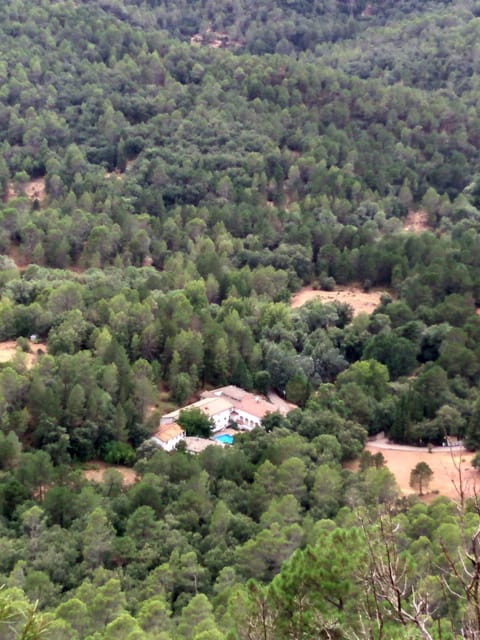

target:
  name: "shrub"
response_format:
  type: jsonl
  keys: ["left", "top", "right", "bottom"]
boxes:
{"left": 103, "top": 441, "right": 137, "bottom": 466}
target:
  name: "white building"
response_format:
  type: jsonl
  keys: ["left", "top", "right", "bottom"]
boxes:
{"left": 161, "top": 396, "right": 233, "bottom": 432}
{"left": 230, "top": 394, "right": 278, "bottom": 430}
{"left": 151, "top": 422, "right": 186, "bottom": 451}
{"left": 157, "top": 386, "right": 297, "bottom": 443}
{"left": 201, "top": 386, "right": 292, "bottom": 429}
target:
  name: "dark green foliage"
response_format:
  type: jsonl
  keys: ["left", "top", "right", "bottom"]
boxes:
{"left": 254, "top": 370, "right": 271, "bottom": 395}
{"left": 285, "top": 374, "right": 311, "bottom": 408}
{"left": 178, "top": 409, "right": 214, "bottom": 438}
{"left": 472, "top": 451, "right": 480, "bottom": 470}
{"left": 0, "top": 431, "right": 21, "bottom": 470}
{"left": 103, "top": 442, "right": 137, "bottom": 466}
{"left": 0, "top": 1, "right": 479, "bottom": 637}
{"left": 363, "top": 333, "right": 418, "bottom": 379}
{"left": 464, "top": 398, "right": 480, "bottom": 451}
{"left": 358, "top": 450, "right": 385, "bottom": 472}
{"left": 409, "top": 461, "right": 433, "bottom": 495}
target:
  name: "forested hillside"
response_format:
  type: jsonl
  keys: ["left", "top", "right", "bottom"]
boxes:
{"left": 2, "top": 0, "right": 480, "bottom": 638}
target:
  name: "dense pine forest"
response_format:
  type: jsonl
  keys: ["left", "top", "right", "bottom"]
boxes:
{"left": 3, "top": 0, "right": 480, "bottom": 637}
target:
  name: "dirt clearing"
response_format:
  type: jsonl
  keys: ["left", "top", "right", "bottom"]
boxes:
{"left": 365, "top": 443, "right": 478, "bottom": 501}
{"left": 24, "top": 178, "right": 46, "bottom": 202}
{"left": 0, "top": 340, "right": 47, "bottom": 368}
{"left": 7, "top": 178, "right": 46, "bottom": 203}
{"left": 83, "top": 461, "right": 137, "bottom": 486}
{"left": 7, "top": 246, "right": 30, "bottom": 271}
{"left": 290, "top": 285, "right": 384, "bottom": 316}
{"left": 403, "top": 209, "right": 430, "bottom": 232}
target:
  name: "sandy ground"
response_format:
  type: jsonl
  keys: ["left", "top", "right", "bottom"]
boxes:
{"left": 0, "top": 340, "right": 47, "bottom": 369}
{"left": 24, "top": 178, "right": 46, "bottom": 202}
{"left": 290, "top": 285, "right": 384, "bottom": 316}
{"left": 83, "top": 461, "right": 137, "bottom": 486}
{"left": 365, "top": 440, "right": 478, "bottom": 501}
{"left": 7, "top": 178, "right": 46, "bottom": 203}
{"left": 403, "top": 209, "right": 430, "bottom": 232}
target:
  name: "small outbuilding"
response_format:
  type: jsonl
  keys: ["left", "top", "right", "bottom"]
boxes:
{"left": 151, "top": 422, "right": 186, "bottom": 452}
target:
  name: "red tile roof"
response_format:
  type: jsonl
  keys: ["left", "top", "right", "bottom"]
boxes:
{"left": 236, "top": 395, "right": 276, "bottom": 419}
{"left": 153, "top": 422, "right": 185, "bottom": 442}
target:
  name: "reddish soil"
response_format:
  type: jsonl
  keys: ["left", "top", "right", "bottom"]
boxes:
{"left": 83, "top": 461, "right": 137, "bottom": 486}
{"left": 7, "top": 245, "right": 88, "bottom": 274}
{"left": 7, "top": 246, "right": 30, "bottom": 271}
{"left": 403, "top": 209, "right": 430, "bottom": 232}
{"left": 290, "top": 285, "right": 384, "bottom": 316}
{"left": 364, "top": 443, "right": 478, "bottom": 501}
{"left": 0, "top": 340, "right": 47, "bottom": 369}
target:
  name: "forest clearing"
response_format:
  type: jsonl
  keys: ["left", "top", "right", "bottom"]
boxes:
{"left": 364, "top": 442, "right": 478, "bottom": 500}
{"left": 403, "top": 209, "right": 431, "bottom": 232}
{"left": 7, "top": 177, "right": 46, "bottom": 203}
{"left": 290, "top": 285, "right": 385, "bottom": 315}
{"left": 83, "top": 461, "right": 137, "bottom": 486}
{"left": 0, "top": 339, "right": 47, "bottom": 369}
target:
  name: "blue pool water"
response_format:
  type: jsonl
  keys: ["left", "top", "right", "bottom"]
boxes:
{"left": 214, "top": 434, "right": 234, "bottom": 445}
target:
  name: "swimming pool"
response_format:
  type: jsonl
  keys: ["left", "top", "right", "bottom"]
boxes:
{"left": 214, "top": 434, "right": 234, "bottom": 445}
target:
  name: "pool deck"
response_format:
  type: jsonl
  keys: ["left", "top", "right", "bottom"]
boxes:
{"left": 213, "top": 428, "right": 237, "bottom": 437}
{"left": 185, "top": 436, "right": 224, "bottom": 453}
